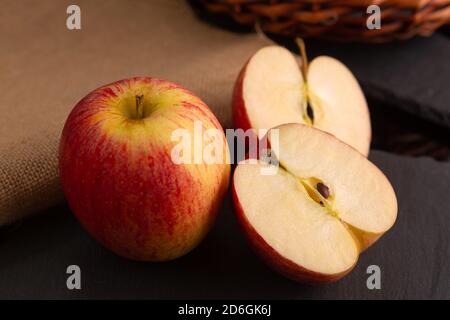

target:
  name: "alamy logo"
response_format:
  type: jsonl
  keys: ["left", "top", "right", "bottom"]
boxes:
{"left": 367, "top": 5, "right": 381, "bottom": 30}
{"left": 66, "top": 265, "right": 81, "bottom": 290}
{"left": 366, "top": 265, "right": 381, "bottom": 290}
{"left": 66, "top": 5, "right": 81, "bottom": 30}
{"left": 170, "top": 121, "right": 280, "bottom": 175}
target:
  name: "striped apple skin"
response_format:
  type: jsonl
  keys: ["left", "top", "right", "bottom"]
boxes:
{"left": 59, "top": 77, "right": 230, "bottom": 261}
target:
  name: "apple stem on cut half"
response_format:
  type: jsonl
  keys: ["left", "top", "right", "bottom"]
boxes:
{"left": 135, "top": 94, "right": 144, "bottom": 119}
{"left": 296, "top": 38, "right": 308, "bottom": 80}
{"left": 295, "top": 38, "right": 315, "bottom": 125}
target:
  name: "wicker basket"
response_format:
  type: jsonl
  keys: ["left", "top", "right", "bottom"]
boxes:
{"left": 192, "top": 0, "right": 450, "bottom": 42}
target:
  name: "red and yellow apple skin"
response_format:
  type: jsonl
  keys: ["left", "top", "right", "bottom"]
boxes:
{"left": 232, "top": 184, "right": 354, "bottom": 284}
{"left": 59, "top": 77, "right": 230, "bottom": 261}
{"left": 232, "top": 63, "right": 262, "bottom": 157}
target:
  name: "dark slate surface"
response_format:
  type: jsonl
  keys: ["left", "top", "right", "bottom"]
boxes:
{"left": 0, "top": 151, "right": 449, "bottom": 299}
{"left": 295, "top": 34, "right": 450, "bottom": 129}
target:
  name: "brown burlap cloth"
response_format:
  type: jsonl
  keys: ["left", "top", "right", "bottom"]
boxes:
{"left": 0, "top": 0, "right": 270, "bottom": 226}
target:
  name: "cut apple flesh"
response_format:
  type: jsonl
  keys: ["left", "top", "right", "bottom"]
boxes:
{"left": 233, "top": 124, "right": 397, "bottom": 281}
{"left": 240, "top": 46, "right": 371, "bottom": 156}
{"left": 242, "top": 46, "right": 304, "bottom": 132}
{"left": 269, "top": 124, "right": 397, "bottom": 237}
{"left": 234, "top": 163, "right": 359, "bottom": 276}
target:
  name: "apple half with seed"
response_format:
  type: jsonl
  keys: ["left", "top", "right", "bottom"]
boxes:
{"left": 233, "top": 41, "right": 371, "bottom": 156}
{"left": 232, "top": 124, "right": 397, "bottom": 283}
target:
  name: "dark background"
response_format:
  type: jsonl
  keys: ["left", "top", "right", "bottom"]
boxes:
{"left": 1, "top": 3, "right": 450, "bottom": 300}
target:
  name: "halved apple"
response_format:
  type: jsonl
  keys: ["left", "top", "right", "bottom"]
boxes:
{"left": 233, "top": 43, "right": 371, "bottom": 156}
{"left": 232, "top": 124, "right": 397, "bottom": 283}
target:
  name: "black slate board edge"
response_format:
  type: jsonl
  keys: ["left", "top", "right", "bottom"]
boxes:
{"left": 362, "top": 80, "right": 450, "bottom": 129}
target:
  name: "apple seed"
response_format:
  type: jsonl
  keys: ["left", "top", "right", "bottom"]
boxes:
{"left": 316, "top": 182, "right": 330, "bottom": 199}
{"left": 306, "top": 101, "right": 314, "bottom": 123}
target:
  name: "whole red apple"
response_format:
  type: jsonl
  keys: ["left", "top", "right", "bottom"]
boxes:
{"left": 59, "top": 77, "right": 230, "bottom": 261}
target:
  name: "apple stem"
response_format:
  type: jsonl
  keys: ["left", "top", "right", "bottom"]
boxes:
{"left": 296, "top": 38, "right": 315, "bottom": 125}
{"left": 135, "top": 94, "right": 144, "bottom": 119}
{"left": 295, "top": 38, "right": 308, "bottom": 79}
